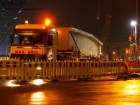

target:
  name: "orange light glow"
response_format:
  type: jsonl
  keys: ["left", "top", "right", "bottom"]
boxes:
{"left": 25, "top": 20, "right": 29, "bottom": 24}
{"left": 44, "top": 19, "right": 51, "bottom": 26}
{"left": 35, "top": 11, "right": 55, "bottom": 25}
{"left": 112, "top": 51, "right": 116, "bottom": 55}
{"left": 125, "top": 48, "right": 129, "bottom": 54}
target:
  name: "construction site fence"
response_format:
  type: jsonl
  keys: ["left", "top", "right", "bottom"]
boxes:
{"left": 0, "top": 59, "right": 127, "bottom": 80}
{"left": 126, "top": 60, "right": 140, "bottom": 74}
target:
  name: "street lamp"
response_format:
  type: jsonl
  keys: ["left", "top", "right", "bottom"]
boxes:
{"left": 131, "top": 20, "right": 137, "bottom": 27}
{"left": 130, "top": 20, "right": 137, "bottom": 59}
{"left": 130, "top": 20, "right": 137, "bottom": 45}
{"left": 112, "top": 51, "right": 116, "bottom": 60}
{"left": 125, "top": 48, "right": 129, "bottom": 60}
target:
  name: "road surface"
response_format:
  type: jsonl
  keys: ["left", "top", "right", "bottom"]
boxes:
{"left": 0, "top": 79, "right": 140, "bottom": 105}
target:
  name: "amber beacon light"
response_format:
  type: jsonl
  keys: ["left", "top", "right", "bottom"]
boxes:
{"left": 44, "top": 19, "right": 51, "bottom": 26}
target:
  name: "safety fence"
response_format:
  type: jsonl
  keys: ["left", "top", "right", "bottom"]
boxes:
{"left": 126, "top": 60, "right": 140, "bottom": 74}
{"left": 0, "top": 59, "right": 127, "bottom": 80}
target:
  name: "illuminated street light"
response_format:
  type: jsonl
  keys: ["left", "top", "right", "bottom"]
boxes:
{"left": 130, "top": 20, "right": 137, "bottom": 60}
{"left": 125, "top": 49, "right": 129, "bottom": 54}
{"left": 131, "top": 20, "right": 137, "bottom": 27}
{"left": 112, "top": 51, "right": 116, "bottom": 60}
{"left": 130, "top": 20, "right": 137, "bottom": 45}
{"left": 112, "top": 51, "right": 116, "bottom": 55}
{"left": 125, "top": 48, "right": 129, "bottom": 60}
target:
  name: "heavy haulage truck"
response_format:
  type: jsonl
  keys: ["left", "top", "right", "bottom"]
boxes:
{"left": 10, "top": 21, "right": 103, "bottom": 60}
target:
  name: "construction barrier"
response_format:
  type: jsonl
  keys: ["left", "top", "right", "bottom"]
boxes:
{"left": 0, "top": 59, "right": 127, "bottom": 80}
{"left": 126, "top": 60, "right": 140, "bottom": 74}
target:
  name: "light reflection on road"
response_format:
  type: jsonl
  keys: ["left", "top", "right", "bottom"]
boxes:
{"left": 31, "top": 79, "right": 45, "bottom": 85}
{"left": 30, "top": 92, "right": 47, "bottom": 105}
{"left": 6, "top": 80, "right": 20, "bottom": 87}
{"left": 0, "top": 79, "right": 140, "bottom": 105}
{"left": 124, "top": 79, "right": 140, "bottom": 95}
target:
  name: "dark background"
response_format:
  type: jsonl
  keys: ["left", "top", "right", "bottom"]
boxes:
{"left": 24, "top": 0, "right": 137, "bottom": 42}
{"left": 0, "top": 0, "right": 139, "bottom": 57}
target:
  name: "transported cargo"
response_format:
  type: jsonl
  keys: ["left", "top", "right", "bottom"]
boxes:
{"left": 57, "top": 27, "right": 103, "bottom": 60}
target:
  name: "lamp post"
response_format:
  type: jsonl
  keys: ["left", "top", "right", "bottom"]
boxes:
{"left": 125, "top": 48, "right": 128, "bottom": 60}
{"left": 112, "top": 51, "right": 116, "bottom": 60}
{"left": 130, "top": 20, "right": 137, "bottom": 60}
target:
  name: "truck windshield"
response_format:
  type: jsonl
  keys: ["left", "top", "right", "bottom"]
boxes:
{"left": 11, "top": 29, "right": 45, "bottom": 46}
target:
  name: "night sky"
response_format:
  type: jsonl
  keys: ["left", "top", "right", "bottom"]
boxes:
{"left": 0, "top": 0, "right": 139, "bottom": 55}
{"left": 20, "top": 0, "right": 137, "bottom": 43}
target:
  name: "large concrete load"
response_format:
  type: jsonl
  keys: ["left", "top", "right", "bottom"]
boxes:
{"left": 57, "top": 27, "right": 103, "bottom": 60}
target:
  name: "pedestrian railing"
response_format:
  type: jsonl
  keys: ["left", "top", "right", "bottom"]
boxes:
{"left": 0, "top": 59, "right": 127, "bottom": 80}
